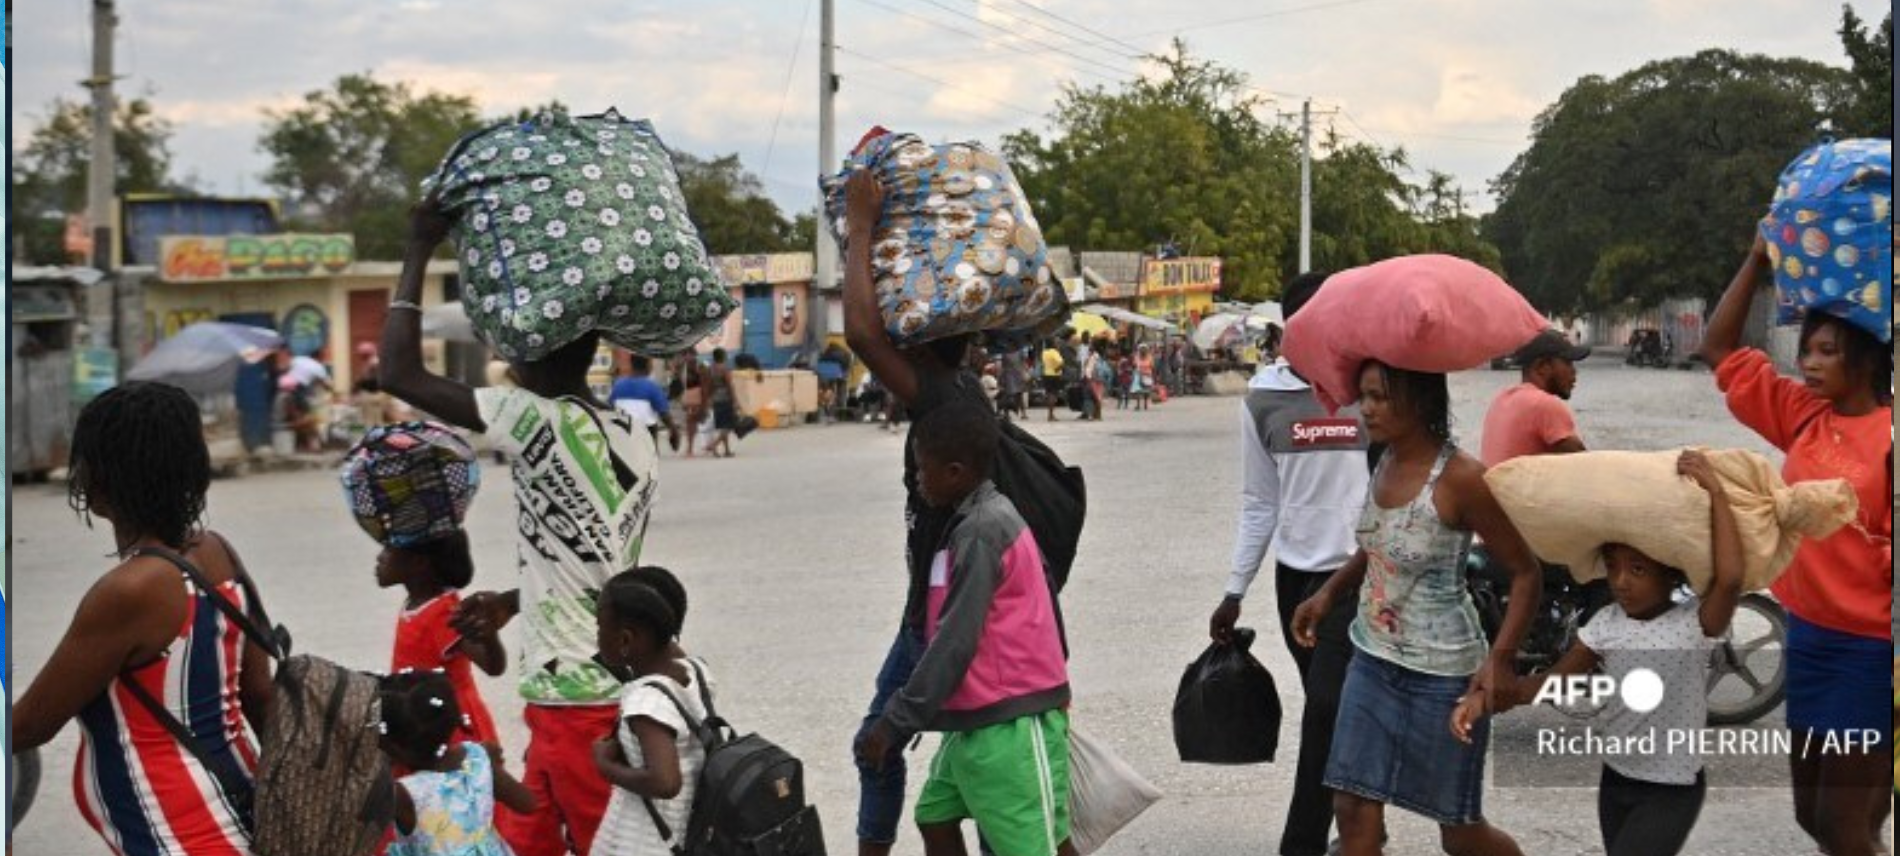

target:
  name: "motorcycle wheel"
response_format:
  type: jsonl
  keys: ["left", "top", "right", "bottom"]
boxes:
{"left": 11, "top": 746, "right": 41, "bottom": 833}
{"left": 1706, "top": 593, "right": 1788, "bottom": 726}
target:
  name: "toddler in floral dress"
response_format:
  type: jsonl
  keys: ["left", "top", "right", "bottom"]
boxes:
{"left": 379, "top": 672, "right": 538, "bottom": 856}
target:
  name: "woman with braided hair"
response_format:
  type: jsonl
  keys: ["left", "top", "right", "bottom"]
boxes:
{"left": 378, "top": 671, "right": 537, "bottom": 856}
{"left": 12, "top": 382, "right": 278, "bottom": 855}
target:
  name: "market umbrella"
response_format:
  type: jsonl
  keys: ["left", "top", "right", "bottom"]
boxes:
{"left": 421, "top": 301, "right": 482, "bottom": 343}
{"left": 1066, "top": 311, "right": 1113, "bottom": 338}
{"left": 126, "top": 321, "right": 284, "bottom": 396}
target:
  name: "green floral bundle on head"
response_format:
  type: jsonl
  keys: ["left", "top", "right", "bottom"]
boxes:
{"left": 424, "top": 109, "right": 738, "bottom": 361}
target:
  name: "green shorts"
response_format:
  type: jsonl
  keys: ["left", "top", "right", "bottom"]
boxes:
{"left": 915, "top": 710, "right": 1071, "bottom": 856}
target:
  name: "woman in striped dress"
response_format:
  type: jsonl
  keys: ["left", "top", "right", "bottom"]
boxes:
{"left": 12, "top": 382, "right": 277, "bottom": 855}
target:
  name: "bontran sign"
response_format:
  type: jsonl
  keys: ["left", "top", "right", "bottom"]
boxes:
{"left": 159, "top": 233, "right": 356, "bottom": 282}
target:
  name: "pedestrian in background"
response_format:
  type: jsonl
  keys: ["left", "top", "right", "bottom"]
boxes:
{"left": 1210, "top": 272, "right": 1372, "bottom": 856}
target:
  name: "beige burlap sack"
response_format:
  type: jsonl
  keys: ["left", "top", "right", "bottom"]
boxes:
{"left": 1483, "top": 449, "right": 1858, "bottom": 594}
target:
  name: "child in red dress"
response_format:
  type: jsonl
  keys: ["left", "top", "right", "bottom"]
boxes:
{"left": 380, "top": 530, "right": 505, "bottom": 752}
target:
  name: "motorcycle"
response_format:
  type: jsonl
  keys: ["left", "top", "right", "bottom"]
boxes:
{"left": 1624, "top": 329, "right": 1675, "bottom": 369}
{"left": 1464, "top": 543, "right": 1786, "bottom": 726}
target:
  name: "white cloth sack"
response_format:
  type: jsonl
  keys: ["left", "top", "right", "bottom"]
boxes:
{"left": 1484, "top": 448, "right": 1858, "bottom": 593}
{"left": 1068, "top": 725, "right": 1161, "bottom": 855}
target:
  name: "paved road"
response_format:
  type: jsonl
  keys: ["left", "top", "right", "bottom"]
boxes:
{"left": 9, "top": 362, "right": 1888, "bottom": 855}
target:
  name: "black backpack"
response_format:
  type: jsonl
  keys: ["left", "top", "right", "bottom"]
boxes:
{"left": 992, "top": 418, "right": 1087, "bottom": 592}
{"left": 641, "top": 663, "right": 826, "bottom": 856}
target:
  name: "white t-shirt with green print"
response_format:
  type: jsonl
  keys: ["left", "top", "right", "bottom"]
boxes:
{"left": 478, "top": 386, "right": 658, "bottom": 705}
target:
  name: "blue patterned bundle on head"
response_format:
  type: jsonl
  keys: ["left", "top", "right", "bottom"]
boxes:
{"left": 339, "top": 422, "right": 479, "bottom": 548}
{"left": 822, "top": 127, "right": 1070, "bottom": 346}
{"left": 1759, "top": 137, "right": 1892, "bottom": 343}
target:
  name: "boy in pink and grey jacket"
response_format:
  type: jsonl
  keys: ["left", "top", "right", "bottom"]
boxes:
{"left": 855, "top": 401, "right": 1075, "bottom": 856}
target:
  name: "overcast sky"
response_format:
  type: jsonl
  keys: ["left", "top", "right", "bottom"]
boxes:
{"left": 11, "top": 0, "right": 1887, "bottom": 221}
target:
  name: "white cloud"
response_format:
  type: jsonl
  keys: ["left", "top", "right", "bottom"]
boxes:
{"left": 10, "top": 0, "right": 1883, "bottom": 217}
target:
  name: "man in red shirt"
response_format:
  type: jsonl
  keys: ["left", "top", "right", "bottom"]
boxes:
{"left": 1480, "top": 329, "right": 1590, "bottom": 466}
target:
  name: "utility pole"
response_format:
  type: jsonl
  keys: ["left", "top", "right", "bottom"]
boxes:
{"left": 84, "top": 0, "right": 121, "bottom": 357}
{"left": 85, "top": 0, "right": 117, "bottom": 274}
{"left": 815, "top": 0, "right": 838, "bottom": 300}
{"left": 1298, "top": 99, "right": 1312, "bottom": 274}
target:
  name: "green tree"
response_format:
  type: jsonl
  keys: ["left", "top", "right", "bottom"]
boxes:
{"left": 1004, "top": 41, "right": 1497, "bottom": 301}
{"left": 1485, "top": 50, "right": 1854, "bottom": 313}
{"left": 674, "top": 152, "right": 809, "bottom": 255}
{"left": 259, "top": 73, "right": 482, "bottom": 258}
{"left": 10, "top": 96, "right": 181, "bottom": 264}
{"left": 1837, "top": 5, "right": 1892, "bottom": 136}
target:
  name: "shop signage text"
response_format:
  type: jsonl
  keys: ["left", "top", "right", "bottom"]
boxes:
{"left": 1140, "top": 257, "right": 1222, "bottom": 296}
{"left": 160, "top": 234, "right": 356, "bottom": 282}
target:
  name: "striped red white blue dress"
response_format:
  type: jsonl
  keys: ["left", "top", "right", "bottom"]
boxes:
{"left": 74, "top": 577, "right": 260, "bottom": 856}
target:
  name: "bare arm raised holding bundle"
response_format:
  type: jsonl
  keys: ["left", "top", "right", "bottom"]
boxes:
{"left": 379, "top": 192, "right": 484, "bottom": 432}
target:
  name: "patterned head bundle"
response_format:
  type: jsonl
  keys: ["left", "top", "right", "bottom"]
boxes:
{"left": 1760, "top": 137, "right": 1892, "bottom": 343}
{"left": 339, "top": 422, "right": 480, "bottom": 547}
{"left": 423, "top": 109, "right": 738, "bottom": 361}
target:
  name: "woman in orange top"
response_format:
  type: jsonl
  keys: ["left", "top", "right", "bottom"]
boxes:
{"left": 1701, "top": 234, "right": 1893, "bottom": 856}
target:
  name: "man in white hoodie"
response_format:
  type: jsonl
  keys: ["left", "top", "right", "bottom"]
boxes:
{"left": 1209, "top": 271, "right": 1373, "bottom": 856}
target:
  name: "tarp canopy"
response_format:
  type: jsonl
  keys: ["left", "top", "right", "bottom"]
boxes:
{"left": 126, "top": 322, "right": 283, "bottom": 396}
{"left": 1077, "top": 304, "right": 1176, "bottom": 331}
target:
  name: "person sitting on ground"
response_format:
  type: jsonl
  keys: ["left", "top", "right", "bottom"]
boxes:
{"left": 380, "top": 194, "right": 658, "bottom": 856}
{"left": 855, "top": 401, "right": 1076, "bottom": 856}
{"left": 1454, "top": 450, "right": 1743, "bottom": 856}
{"left": 1479, "top": 329, "right": 1590, "bottom": 466}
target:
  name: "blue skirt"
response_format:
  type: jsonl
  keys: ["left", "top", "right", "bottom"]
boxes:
{"left": 1324, "top": 651, "right": 1490, "bottom": 825}
{"left": 1784, "top": 613, "right": 1891, "bottom": 743}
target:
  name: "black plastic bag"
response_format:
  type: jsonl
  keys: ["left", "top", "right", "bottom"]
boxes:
{"left": 1172, "top": 627, "right": 1282, "bottom": 764}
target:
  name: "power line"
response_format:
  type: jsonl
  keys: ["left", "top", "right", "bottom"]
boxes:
{"left": 848, "top": 0, "right": 1137, "bottom": 86}
{"left": 1121, "top": 0, "right": 1395, "bottom": 39}
{"left": 987, "top": 0, "right": 1155, "bottom": 58}
{"left": 936, "top": 0, "right": 1148, "bottom": 68}
{"left": 1336, "top": 109, "right": 1392, "bottom": 152}
{"left": 762, "top": 0, "right": 817, "bottom": 178}
{"left": 835, "top": 45, "right": 1051, "bottom": 120}
{"left": 911, "top": 0, "right": 1147, "bottom": 79}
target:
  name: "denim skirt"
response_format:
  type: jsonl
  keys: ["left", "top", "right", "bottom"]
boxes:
{"left": 1323, "top": 651, "right": 1490, "bottom": 825}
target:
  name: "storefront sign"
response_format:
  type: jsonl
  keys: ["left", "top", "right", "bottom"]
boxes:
{"left": 160, "top": 233, "right": 356, "bottom": 282}
{"left": 280, "top": 304, "right": 330, "bottom": 357}
{"left": 1140, "top": 257, "right": 1222, "bottom": 296}
{"left": 713, "top": 252, "right": 814, "bottom": 285}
